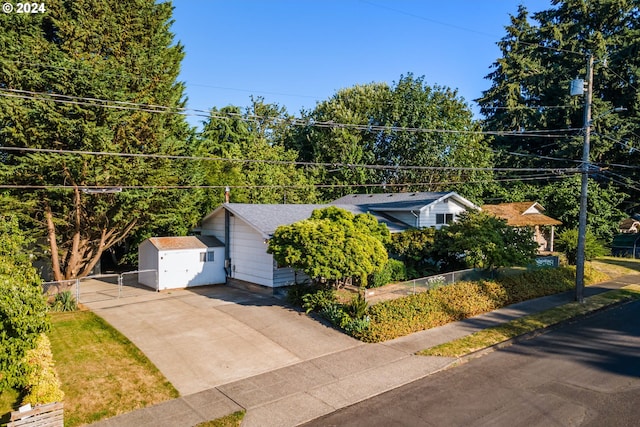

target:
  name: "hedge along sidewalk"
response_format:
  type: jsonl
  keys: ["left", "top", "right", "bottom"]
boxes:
{"left": 419, "top": 284, "right": 640, "bottom": 358}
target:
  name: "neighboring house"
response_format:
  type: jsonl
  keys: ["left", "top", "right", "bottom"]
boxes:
{"left": 611, "top": 233, "right": 640, "bottom": 258}
{"left": 619, "top": 217, "right": 640, "bottom": 234}
{"left": 198, "top": 192, "right": 479, "bottom": 291}
{"left": 138, "top": 236, "right": 225, "bottom": 290}
{"left": 331, "top": 192, "right": 478, "bottom": 229}
{"left": 482, "top": 202, "right": 562, "bottom": 253}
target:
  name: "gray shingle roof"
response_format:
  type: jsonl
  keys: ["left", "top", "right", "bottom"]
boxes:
{"left": 332, "top": 192, "right": 450, "bottom": 211}
{"left": 224, "top": 203, "right": 410, "bottom": 236}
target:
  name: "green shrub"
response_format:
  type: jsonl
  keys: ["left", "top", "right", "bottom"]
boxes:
{"left": 346, "top": 293, "right": 368, "bottom": 319}
{"left": 51, "top": 291, "right": 77, "bottom": 312}
{"left": 21, "top": 334, "right": 64, "bottom": 406}
{"left": 319, "top": 303, "right": 348, "bottom": 327}
{"left": 0, "top": 216, "right": 50, "bottom": 391}
{"left": 556, "top": 228, "right": 607, "bottom": 265}
{"left": 286, "top": 282, "right": 311, "bottom": 306}
{"left": 359, "top": 266, "right": 607, "bottom": 342}
{"left": 301, "top": 289, "right": 337, "bottom": 313}
{"left": 344, "top": 317, "right": 370, "bottom": 338}
{"left": 368, "top": 259, "right": 407, "bottom": 288}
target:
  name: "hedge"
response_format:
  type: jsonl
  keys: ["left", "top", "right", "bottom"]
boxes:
{"left": 359, "top": 266, "right": 608, "bottom": 342}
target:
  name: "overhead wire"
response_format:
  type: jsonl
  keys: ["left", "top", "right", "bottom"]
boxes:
{"left": 0, "top": 146, "right": 580, "bottom": 173}
{"left": 0, "top": 172, "right": 575, "bottom": 192}
{"left": 0, "top": 88, "right": 583, "bottom": 137}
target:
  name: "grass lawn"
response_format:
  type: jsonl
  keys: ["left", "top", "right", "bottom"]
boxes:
{"left": 0, "top": 387, "right": 21, "bottom": 425}
{"left": 48, "top": 310, "right": 179, "bottom": 427}
{"left": 588, "top": 256, "right": 640, "bottom": 277}
{"left": 195, "top": 410, "right": 246, "bottom": 427}
{"left": 420, "top": 284, "right": 640, "bottom": 358}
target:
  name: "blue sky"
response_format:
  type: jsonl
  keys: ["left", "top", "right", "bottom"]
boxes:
{"left": 170, "top": 1, "right": 552, "bottom": 128}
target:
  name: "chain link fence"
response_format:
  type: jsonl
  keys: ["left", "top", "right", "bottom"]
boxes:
{"left": 42, "top": 270, "right": 157, "bottom": 304}
{"left": 365, "top": 268, "right": 490, "bottom": 304}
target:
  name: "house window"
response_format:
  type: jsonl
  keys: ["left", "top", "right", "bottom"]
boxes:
{"left": 200, "top": 251, "right": 215, "bottom": 262}
{"left": 436, "top": 213, "right": 455, "bottom": 225}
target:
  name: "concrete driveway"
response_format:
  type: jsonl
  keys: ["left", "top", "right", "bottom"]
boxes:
{"left": 80, "top": 280, "right": 361, "bottom": 395}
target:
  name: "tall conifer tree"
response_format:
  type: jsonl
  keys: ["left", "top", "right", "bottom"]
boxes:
{"left": 0, "top": 1, "right": 193, "bottom": 280}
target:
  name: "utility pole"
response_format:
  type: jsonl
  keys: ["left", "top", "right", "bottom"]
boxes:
{"left": 575, "top": 53, "right": 594, "bottom": 303}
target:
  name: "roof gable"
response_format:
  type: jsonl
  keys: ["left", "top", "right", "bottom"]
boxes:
{"left": 482, "top": 202, "right": 561, "bottom": 227}
{"left": 332, "top": 191, "right": 478, "bottom": 212}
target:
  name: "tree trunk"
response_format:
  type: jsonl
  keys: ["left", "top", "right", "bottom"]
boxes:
{"left": 44, "top": 205, "right": 64, "bottom": 283}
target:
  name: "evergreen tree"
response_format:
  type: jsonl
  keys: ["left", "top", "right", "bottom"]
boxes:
{"left": 0, "top": 0, "right": 195, "bottom": 280}
{"left": 478, "top": 1, "right": 640, "bottom": 215}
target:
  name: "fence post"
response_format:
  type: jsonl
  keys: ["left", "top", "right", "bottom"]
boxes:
{"left": 118, "top": 275, "right": 123, "bottom": 298}
{"left": 75, "top": 278, "right": 80, "bottom": 303}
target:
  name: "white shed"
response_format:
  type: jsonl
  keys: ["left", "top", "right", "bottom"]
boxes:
{"left": 138, "top": 236, "right": 225, "bottom": 290}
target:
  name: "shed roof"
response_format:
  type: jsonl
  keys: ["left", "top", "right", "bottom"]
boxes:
{"left": 147, "top": 235, "right": 224, "bottom": 250}
{"left": 482, "top": 202, "right": 562, "bottom": 227}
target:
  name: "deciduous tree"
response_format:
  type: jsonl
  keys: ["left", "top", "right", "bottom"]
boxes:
{"left": 267, "top": 207, "right": 389, "bottom": 287}
{"left": 434, "top": 210, "right": 538, "bottom": 271}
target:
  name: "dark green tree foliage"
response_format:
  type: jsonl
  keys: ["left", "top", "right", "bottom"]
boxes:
{"left": 267, "top": 207, "right": 389, "bottom": 287}
{"left": 478, "top": 1, "right": 640, "bottom": 213}
{"left": 0, "top": 0, "right": 194, "bottom": 280}
{"left": 539, "top": 175, "right": 626, "bottom": 242}
{"left": 0, "top": 217, "right": 50, "bottom": 391}
{"left": 195, "top": 100, "right": 316, "bottom": 210}
{"left": 387, "top": 228, "right": 438, "bottom": 278}
{"left": 434, "top": 210, "right": 538, "bottom": 271}
{"left": 288, "top": 74, "right": 493, "bottom": 201}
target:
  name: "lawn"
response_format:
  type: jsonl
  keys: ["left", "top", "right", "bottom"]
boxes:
{"left": 588, "top": 256, "right": 640, "bottom": 277}
{"left": 47, "top": 310, "right": 179, "bottom": 426}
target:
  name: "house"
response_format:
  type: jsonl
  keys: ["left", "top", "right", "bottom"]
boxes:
{"left": 619, "top": 217, "right": 640, "bottom": 234}
{"left": 138, "top": 236, "right": 225, "bottom": 290}
{"left": 481, "top": 202, "right": 562, "bottom": 253}
{"left": 331, "top": 192, "right": 478, "bottom": 229}
{"left": 197, "top": 192, "right": 479, "bottom": 291}
{"left": 611, "top": 233, "right": 640, "bottom": 258}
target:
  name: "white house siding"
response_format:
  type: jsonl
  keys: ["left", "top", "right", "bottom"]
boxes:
{"left": 138, "top": 240, "right": 159, "bottom": 290}
{"left": 421, "top": 198, "right": 470, "bottom": 228}
{"left": 273, "top": 266, "right": 311, "bottom": 287}
{"left": 227, "top": 216, "right": 275, "bottom": 287}
{"left": 201, "top": 213, "right": 226, "bottom": 244}
{"left": 156, "top": 247, "right": 225, "bottom": 290}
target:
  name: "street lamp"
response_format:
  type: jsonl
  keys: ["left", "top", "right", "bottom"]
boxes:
{"left": 571, "top": 54, "right": 626, "bottom": 303}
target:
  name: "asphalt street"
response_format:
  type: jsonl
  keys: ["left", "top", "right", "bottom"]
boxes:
{"left": 303, "top": 299, "right": 640, "bottom": 427}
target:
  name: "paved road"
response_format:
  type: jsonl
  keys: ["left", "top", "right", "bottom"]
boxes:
{"left": 304, "top": 299, "right": 640, "bottom": 427}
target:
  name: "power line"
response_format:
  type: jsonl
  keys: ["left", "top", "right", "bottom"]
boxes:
{"left": 0, "top": 173, "right": 574, "bottom": 192}
{"left": 0, "top": 146, "right": 581, "bottom": 174}
{"left": 0, "top": 88, "right": 583, "bottom": 137}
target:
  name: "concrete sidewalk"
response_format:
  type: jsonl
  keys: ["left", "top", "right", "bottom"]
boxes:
{"left": 90, "top": 274, "right": 640, "bottom": 427}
